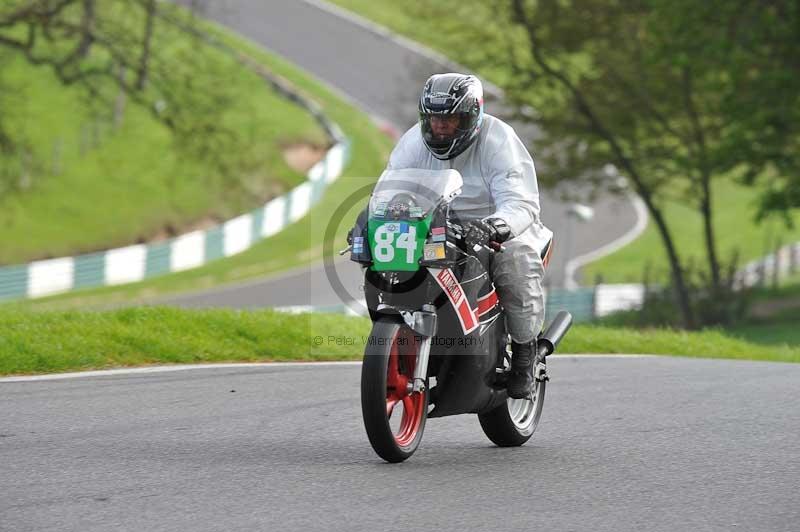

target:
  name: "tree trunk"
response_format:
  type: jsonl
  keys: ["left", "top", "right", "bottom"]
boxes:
{"left": 700, "top": 173, "right": 721, "bottom": 289}
{"left": 510, "top": 0, "right": 697, "bottom": 327}
{"left": 136, "top": 0, "right": 157, "bottom": 91}
{"left": 78, "top": 0, "right": 95, "bottom": 59}
{"left": 636, "top": 187, "right": 696, "bottom": 329}
{"left": 684, "top": 63, "right": 721, "bottom": 291}
{"left": 114, "top": 64, "right": 127, "bottom": 128}
{"left": 0, "top": 123, "right": 14, "bottom": 155}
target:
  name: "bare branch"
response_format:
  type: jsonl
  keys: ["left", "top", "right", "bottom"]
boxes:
{"left": 0, "top": 0, "right": 76, "bottom": 28}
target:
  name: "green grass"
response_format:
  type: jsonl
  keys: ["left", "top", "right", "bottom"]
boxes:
{"left": 329, "top": 1, "right": 800, "bottom": 284}
{"left": 0, "top": 307, "right": 368, "bottom": 375}
{"left": 583, "top": 180, "right": 800, "bottom": 283}
{"left": 10, "top": 26, "right": 393, "bottom": 310}
{"left": 561, "top": 324, "right": 800, "bottom": 362}
{"left": 725, "top": 319, "right": 800, "bottom": 347}
{"left": 723, "top": 277, "right": 800, "bottom": 346}
{"left": 328, "top": 1, "right": 510, "bottom": 82}
{"left": 599, "top": 309, "right": 800, "bottom": 349}
{"left": 749, "top": 271, "right": 800, "bottom": 301}
{"left": 0, "top": 21, "right": 326, "bottom": 265}
{"left": 1, "top": 308, "right": 798, "bottom": 376}
{"left": 329, "top": 1, "right": 430, "bottom": 47}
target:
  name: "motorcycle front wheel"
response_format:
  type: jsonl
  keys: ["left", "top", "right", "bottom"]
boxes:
{"left": 478, "top": 371, "right": 546, "bottom": 447}
{"left": 361, "top": 318, "right": 428, "bottom": 463}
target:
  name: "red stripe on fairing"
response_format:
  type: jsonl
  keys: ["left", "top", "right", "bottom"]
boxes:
{"left": 457, "top": 299, "right": 477, "bottom": 332}
{"left": 477, "top": 290, "right": 498, "bottom": 316}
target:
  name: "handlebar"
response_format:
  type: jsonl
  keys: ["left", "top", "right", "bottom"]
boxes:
{"left": 342, "top": 220, "right": 505, "bottom": 259}
{"left": 451, "top": 221, "right": 505, "bottom": 254}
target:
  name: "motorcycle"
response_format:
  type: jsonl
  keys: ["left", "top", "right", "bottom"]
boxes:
{"left": 344, "top": 168, "right": 572, "bottom": 463}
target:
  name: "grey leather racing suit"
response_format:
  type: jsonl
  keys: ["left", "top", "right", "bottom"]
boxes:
{"left": 386, "top": 114, "right": 552, "bottom": 343}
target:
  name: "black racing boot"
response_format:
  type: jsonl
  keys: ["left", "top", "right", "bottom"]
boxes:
{"left": 507, "top": 339, "right": 535, "bottom": 399}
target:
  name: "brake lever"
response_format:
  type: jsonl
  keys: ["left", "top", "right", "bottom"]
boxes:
{"left": 338, "top": 245, "right": 352, "bottom": 256}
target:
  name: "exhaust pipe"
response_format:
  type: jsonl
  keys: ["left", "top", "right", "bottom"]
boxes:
{"left": 537, "top": 311, "right": 573, "bottom": 359}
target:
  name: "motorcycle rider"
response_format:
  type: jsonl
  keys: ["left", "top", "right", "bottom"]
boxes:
{"left": 385, "top": 73, "right": 552, "bottom": 399}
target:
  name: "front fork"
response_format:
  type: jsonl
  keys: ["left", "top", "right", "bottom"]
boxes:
{"left": 411, "top": 336, "right": 433, "bottom": 393}
{"left": 400, "top": 304, "right": 437, "bottom": 394}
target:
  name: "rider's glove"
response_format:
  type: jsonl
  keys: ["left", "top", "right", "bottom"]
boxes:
{"left": 347, "top": 228, "right": 354, "bottom": 245}
{"left": 464, "top": 218, "right": 511, "bottom": 250}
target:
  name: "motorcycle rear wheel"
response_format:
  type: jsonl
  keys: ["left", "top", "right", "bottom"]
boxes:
{"left": 361, "top": 319, "right": 428, "bottom": 463}
{"left": 478, "top": 374, "right": 546, "bottom": 447}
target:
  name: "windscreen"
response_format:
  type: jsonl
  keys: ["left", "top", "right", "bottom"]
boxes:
{"left": 368, "top": 168, "right": 463, "bottom": 220}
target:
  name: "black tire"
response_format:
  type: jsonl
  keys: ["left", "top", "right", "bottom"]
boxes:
{"left": 478, "top": 377, "right": 546, "bottom": 447}
{"left": 361, "top": 319, "right": 428, "bottom": 463}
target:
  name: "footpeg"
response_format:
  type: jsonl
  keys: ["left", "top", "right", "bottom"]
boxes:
{"left": 534, "top": 362, "right": 549, "bottom": 383}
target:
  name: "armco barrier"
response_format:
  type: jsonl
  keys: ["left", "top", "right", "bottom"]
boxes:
{"left": 737, "top": 242, "right": 800, "bottom": 288}
{"left": 593, "top": 283, "right": 645, "bottom": 317}
{"left": 0, "top": 37, "right": 351, "bottom": 302}
{"left": 545, "top": 287, "right": 596, "bottom": 323}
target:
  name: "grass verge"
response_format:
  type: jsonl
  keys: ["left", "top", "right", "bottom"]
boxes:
{"left": 725, "top": 314, "right": 800, "bottom": 347}
{"left": 561, "top": 324, "right": 800, "bottom": 363}
{"left": 583, "top": 179, "right": 800, "bottom": 283}
{"left": 0, "top": 308, "right": 366, "bottom": 375}
{"left": 1, "top": 308, "right": 797, "bottom": 376}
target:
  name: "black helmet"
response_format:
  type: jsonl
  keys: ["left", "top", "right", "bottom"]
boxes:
{"left": 419, "top": 73, "right": 484, "bottom": 160}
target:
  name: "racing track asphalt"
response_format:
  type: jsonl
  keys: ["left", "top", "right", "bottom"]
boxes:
{"left": 162, "top": 0, "right": 640, "bottom": 308}
{"left": 2, "top": 356, "right": 798, "bottom": 531}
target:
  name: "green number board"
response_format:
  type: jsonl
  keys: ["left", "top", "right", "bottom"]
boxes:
{"left": 368, "top": 218, "right": 432, "bottom": 271}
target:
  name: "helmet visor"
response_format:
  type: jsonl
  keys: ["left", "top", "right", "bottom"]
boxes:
{"left": 420, "top": 112, "right": 474, "bottom": 150}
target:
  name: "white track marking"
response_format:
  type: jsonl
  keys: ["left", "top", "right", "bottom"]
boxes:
{"left": 0, "top": 362, "right": 361, "bottom": 383}
{"left": 564, "top": 194, "right": 649, "bottom": 289}
{"left": 556, "top": 354, "right": 657, "bottom": 359}
{"left": 0, "top": 356, "right": 654, "bottom": 383}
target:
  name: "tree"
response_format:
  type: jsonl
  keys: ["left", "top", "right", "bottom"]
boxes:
{"left": 0, "top": 0, "right": 241, "bottom": 185}
{"left": 416, "top": 0, "right": 799, "bottom": 328}
{"left": 705, "top": 0, "right": 800, "bottom": 222}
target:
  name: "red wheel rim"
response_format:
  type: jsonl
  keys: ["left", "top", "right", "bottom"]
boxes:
{"left": 385, "top": 328, "right": 425, "bottom": 447}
